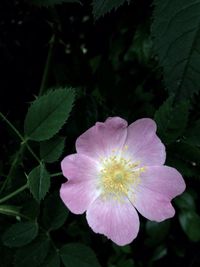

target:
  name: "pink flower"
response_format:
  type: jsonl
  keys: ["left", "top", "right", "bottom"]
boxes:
{"left": 60, "top": 117, "right": 186, "bottom": 246}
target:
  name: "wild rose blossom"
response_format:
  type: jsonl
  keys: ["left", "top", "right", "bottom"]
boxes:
{"left": 60, "top": 117, "right": 186, "bottom": 246}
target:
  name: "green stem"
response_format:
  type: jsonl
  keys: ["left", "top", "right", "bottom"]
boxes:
{"left": 0, "top": 144, "right": 26, "bottom": 194}
{"left": 39, "top": 34, "right": 55, "bottom": 96}
{"left": 0, "top": 112, "right": 24, "bottom": 141}
{"left": 50, "top": 172, "right": 62, "bottom": 177}
{"left": 26, "top": 143, "right": 40, "bottom": 163}
{"left": 0, "top": 184, "right": 28, "bottom": 204}
{"left": 0, "top": 204, "right": 28, "bottom": 219}
{"left": 0, "top": 111, "right": 40, "bottom": 164}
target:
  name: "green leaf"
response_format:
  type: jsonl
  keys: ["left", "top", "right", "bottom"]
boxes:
{"left": 152, "top": 0, "right": 200, "bottom": 99}
{"left": 14, "top": 235, "right": 50, "bottom": 267}
{"left": 41, "top": 248, "right": 60, "bottom": 267}
{"left": 21, "top": 199, "right": 40, "bottom": 219}
{"left": 115, "top": 259, "right": 135, "bottom": 267}
{"left": 124, "top": 26, "right": 153, "bottom": 65}
{"left": 2, "top": 222, "right": 38, "bottom": 248}
{"left": 167, "top": 154, "right": 196, "bottom": 177}
{"left": 169, "top": 142, "right": 200, "bottom": 164}
{"left": 40, "top": 136, "right": 65, "bottom": 163}
{"left": 150, "top": 245, "right": 167, "bottom": 262}
{"left": 60, "top": 243, "right": 101, "bottom": 267}
{"left": 179, "top": 210, "right": 200, "bottom": 242}
{"left": 93, "top": 0, "right": 128, "bottom": 19}
{"left": 28, "top": 164, "right": 50, "bottom": 202}
{"left": 42, "top": 192, "right": 68, "bottom": 231}
{"left": 184, "top": 120, "right": 200, "bottom": 146}
{"left": 145, "top": 220, "right": 170, "bottom": 246}
{"left": 26, "top": 0, "right": 80, "bottom": 7}
{"left": 24, "top": 88, "right": 75, "bottom": 141}
{"left": 175, "top": 191, "right": 196, "bottom": 211}
{"left": 154, "top": 97, "right": 189, "bottom": 143}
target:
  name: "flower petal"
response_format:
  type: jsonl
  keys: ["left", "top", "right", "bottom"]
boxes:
{"left": 76, "top": 117, "right": 128, "bottom": 160}
{"left": 139, "top": 166, "right": 186, "bottom": 199}
{"left": 60, "top": 154, "right": 100, "bottom": 214}
{"left": 60, "top": 180, "right": 99, "bottom": 214}
{"left": 134, "top": 166, "right": 185, "bottom": 221}
{"left": 125, "top": 118, "right": 166, "bottom": 166}
{"left": 61, "top": 153, "right": 99, "bottom": 181}
{"left": 134, "top": 188, "right": 175, "bottom": 222}
{"left": 86, "top": 196, "right": 139, "bottom": 246}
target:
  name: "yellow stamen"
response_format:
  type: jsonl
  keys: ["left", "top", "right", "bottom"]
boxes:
{"left": 100, "top": 151, "right": 145, "bottom": 202}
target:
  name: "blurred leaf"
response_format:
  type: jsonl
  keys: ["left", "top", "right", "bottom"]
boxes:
{"left": 42, "top": 192, "right": 68, "bottom": 231}
{"left": 93, "top": 0, "right": 128, "bottom": 19}
{"left": 152, "top": 0, "right": 200, "bottom": 99}
{"left": 150, "top": 244, "right": 167, "bottom": 262}
{"left": 66, "top": 221, "right": 83, "bottom": 237}
{"left": 40, "top": 136, "right": 65, "bottom": 163}
{"left": 2, "top": 222, "right": 38, "bottom": 248}
{"left": 113, "top": 244, "right": 131, "bottom": 254}
{"left": 124, "top": 27, "right": 152, "bottom": 65}
{"left": 175, "top": 191, "right": 196, "bottom": 211}
{"left": 145, "top": 220, "right": 170, "bottom": 246}
{"left": 0, "top": 205, "right": 21, "bottom": 217}
{"left": 14, "top": 235, "right": 50, "bottom": 267}
{"left": 28, "top": 164, "right": 50, "bottom": 202}
{"left": 27, "top": 0, "right": 80, "bottom": 7}
{"left": 116, "top": 259, "right": 135, "bottom": 267}
{"left": 154, "top": 97, "right": 189, "bottom": 143}
{"left": 169, "top": 142, "right": 200, "bottom": 165}
{"left": 167, "top": 156, "right": 195, "bottom": 177}
{"left": 179, "top": 210, "right": 200, "bottom": 242}
{"left": 24, "top": 88, "right": 75, "bottom": 141}
{"left": 60, "top": 243, "right": 101, "bottom": 267}
{"left": 21, "top": 199, "right": 40, "bottom": 219}
{"left": 184, "top": 120, "right": 200, "bottom": 146}
{"left": 41, "top": 247, "right": 60, "bottom": 267}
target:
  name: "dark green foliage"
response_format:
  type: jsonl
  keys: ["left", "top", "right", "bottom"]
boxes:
{"left": 150, "top": 245, "right": 167, "bottom": 262}
{"left": 169, "top": 142, "right": 200, "bottom": 166}
{"left": 60, "top": 243, "right": 101, "bottom": 267}
{"left": 152, "top": 0, "right": 200, "bottom": 99}
{"left": 41, "top": 248, "right": 60, "bottom": 267}
{"left": 24, "top": 88, "right": 75, "bottom": 141}
{"left": 124, "top": 26, "right": 153, "bottom": 65}
{"left": 175, "top": 191, "right": 196, "bottom": 211}
{"left": 154, "top": 97, "right": 189, "bottom": 143}
{"left": 145, "top": 220, "right": 171, "bottom": 246}
{"left": 42, "top": 192, "right": 68, "bottom": 231}
{"left": 184, "top": 120, "right": 200, "bottom": 146}
{"left": 26, "top": 0, "right": 80, "bottom": 7}
{"left": 14, "top": 235, "right": 50, "bottom": 267}
{"left": 28, "top": 164, "right": 50, "bottom": 202}
{"left": 40, "top": 136, "right": 66, "bottom": 163}
{"left": 179, "top": 211, "right": 200, "bottom": 242}
{"left": 0, "top": 205, "right": 21, "bottom": 217}
{"left": 93, "top": 0, "right": 128, "bottom": 19}
{"left": 2, "top": 222, "right": 38, "bottom": 247}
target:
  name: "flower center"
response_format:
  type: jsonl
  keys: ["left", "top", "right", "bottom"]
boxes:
{"left": 100, "top": 152, "right": 145, "bottom": 201}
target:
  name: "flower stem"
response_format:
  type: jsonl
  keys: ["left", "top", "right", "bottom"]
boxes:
{"left": 26, "top": 143, "right": 40, "bottom": 163}
{"left": 39, "top": 34, "right": 55, "bottom": 96}
{"left": 50, "top": 172, "right": 62, "bottom": 177}
{"left": 0, "top": 112, "right": 24, "bottom": 141}
{"left": 0, "top": 111, "right": 40, "bottom": 164}
{"left": 0, "top": 143, "right": 26, "bottom": 194}
{"left": 0, "top": 184, "right": 28, "bottom": 204}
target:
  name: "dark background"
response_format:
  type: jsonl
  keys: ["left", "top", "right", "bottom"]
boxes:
{"left": 0, "top": 1, "right": 200, "bottom": 267}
